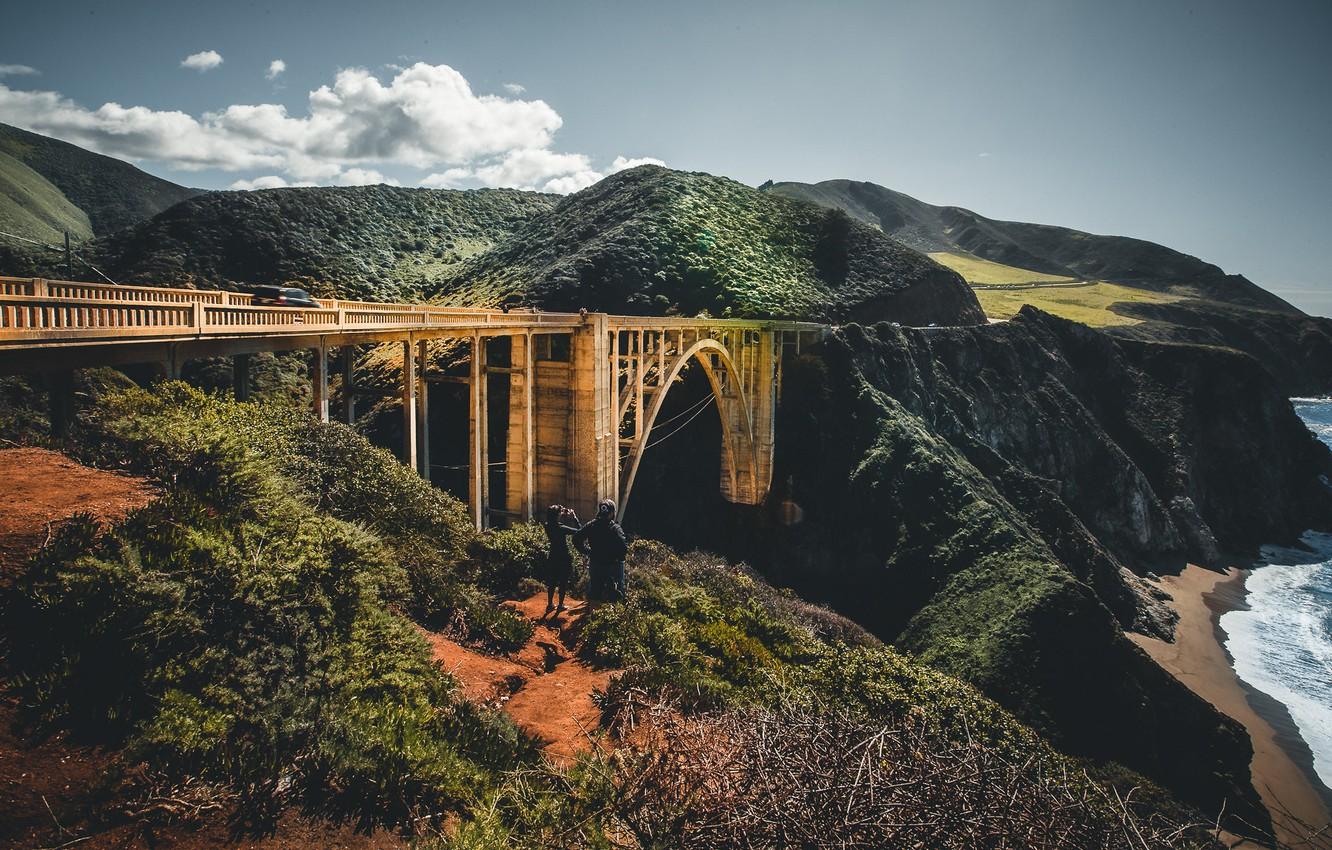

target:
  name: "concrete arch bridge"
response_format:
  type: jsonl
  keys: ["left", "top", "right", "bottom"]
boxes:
{"left": 0, "top": 277, "right": 827, "bottom": 527}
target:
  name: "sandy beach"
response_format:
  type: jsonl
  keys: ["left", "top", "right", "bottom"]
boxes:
{"left": 1128, "top": 565, "right": 1332, "bottom": 846}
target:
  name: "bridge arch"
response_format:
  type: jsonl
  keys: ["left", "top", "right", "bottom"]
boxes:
{"left": 618, "top": 337, "right": 759, "bottom": 521}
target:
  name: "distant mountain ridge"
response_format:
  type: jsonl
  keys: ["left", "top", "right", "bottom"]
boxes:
{"left": 763, "top": 178, "right": 1297, "bottom": 313}
{"left": 100, "top": 184, "right": 559, "bottom": 303}
{"left": 0, "top": 123, "right": 201, "bottom": 239}
{"left": 437, "top": 166, "right": 984, "bottom": 325}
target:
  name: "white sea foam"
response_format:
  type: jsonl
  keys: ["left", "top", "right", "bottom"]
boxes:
{"left": 1219, "top": 398, "right": 1332, "bottom": 791}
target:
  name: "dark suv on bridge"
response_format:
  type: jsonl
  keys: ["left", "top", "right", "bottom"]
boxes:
{"left": 251, "top": 286, "right": 321, "bottom": 308}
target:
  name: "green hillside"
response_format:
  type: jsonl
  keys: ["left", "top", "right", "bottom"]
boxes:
{"left": 0, "top": 150, "right": 93, "bottom": 245}
{"left": 765, "top": 178, "right": 1296, "bottom": 312}
{"left": 438, "top": 165, "right": 986, "bottom": 325}
{"left": 0, "top": 123, "right": 201, "bottom": 236}
{"left": 100, "top": 185, "right": 559, "bottom": 302}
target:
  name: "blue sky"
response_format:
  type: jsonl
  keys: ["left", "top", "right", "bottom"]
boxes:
{"left": 2, "top": 0, "right": 1330, "bottom": 313}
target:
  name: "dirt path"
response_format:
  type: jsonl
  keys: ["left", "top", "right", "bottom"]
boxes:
{"left": 421, "top": 593, "right": 616, "bottom": 764}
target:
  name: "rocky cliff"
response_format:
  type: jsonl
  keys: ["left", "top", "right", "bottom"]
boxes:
{"left": 712, "top": 309, "right": 1332, "bottom": 831}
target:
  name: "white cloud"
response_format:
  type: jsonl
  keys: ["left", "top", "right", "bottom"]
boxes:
{"left": 266, "top": 59, "right": 286, "bottom": 80}
{"left": 181, "top": 50, "right": 223, "bottom": 72}
{"left": 230, "top": 175, "right": 290, "bottom": 190}
{"left": 427, "top": 150, "right": 666, "bottom": 194}
{"left": 609, "top": 155, "right": 665, "bottom": 172}
{"left": 503, "top": 82, "right": 526, "bottom": 95}
{"left": 0, "top": 61, "right": 659, "bottom": 194}
{"left": 0, "top": 64, "right": 38, "bottom": 76}
{"left": 333, "top": 167, "right": 397, "bottom": 186}
{"left": 978, "top": 152, "right": 992, "bottom": 158}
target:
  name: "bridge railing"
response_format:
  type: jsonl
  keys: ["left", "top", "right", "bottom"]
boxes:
{"left": 0, "top": 295, "right": 588, "bottom": 343}
{"left": 0, "top": 277, "right": 826, "bottom": 345}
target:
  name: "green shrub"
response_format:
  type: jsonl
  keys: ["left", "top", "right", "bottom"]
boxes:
{"left": 3, "top": 385, "right": 538, "bottom": 829}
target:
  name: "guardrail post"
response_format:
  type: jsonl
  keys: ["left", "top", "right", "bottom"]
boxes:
{"left": 32, "top": 279, "right": 47, "bottom": 297}
{"left": 192, "top": 301, "right": 204, "bottom": 333}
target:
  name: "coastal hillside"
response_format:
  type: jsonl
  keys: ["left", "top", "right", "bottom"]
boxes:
{"left": 0, "top": 122, "right": 201, "bottom": 237}
{"left": 0, "top": 388, "right": 1230, "bottom": 848}
{"left": 0, "top": 149, "right": 93, "bottom": 244}
{"left": 721, "top": 308, "right": 1332, "bottom": 828}
{"left": 764, "top": 178, "right": 1295, "bottom": 312}
{"left": 437, "top": 166, "right": 986, "bottom": 325}
{"left": 98, "top": 185, "right": 558, "bottom": 302}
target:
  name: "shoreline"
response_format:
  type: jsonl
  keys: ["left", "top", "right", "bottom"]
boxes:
{"left": 1127, "top": 564, "right": 1332, "bottom": 845}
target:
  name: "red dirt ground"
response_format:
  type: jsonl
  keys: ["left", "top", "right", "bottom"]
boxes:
{"left": 421, "top": 593, "right": 617, "bottom": 765}
{"left": 0, "top": 447, "right": 156, "bottom": 577}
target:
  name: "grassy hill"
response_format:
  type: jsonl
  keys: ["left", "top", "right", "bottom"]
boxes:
{"left": 0, "top": 122, "right": 201, "bottom": 237}
{"left": 437, "top": 165, "right": 985, "bottom": 325}
{"left": 99, "top": 185, "right": 558, "bottom": 302}
{"left": 765, "top": 178, "right": 1297, "bottom": 312}
{"left": 928, "top": 251, "right": 1076, "bottom": 285}
{"left": 0, "top": 150, "right": 93, "bottom": 245}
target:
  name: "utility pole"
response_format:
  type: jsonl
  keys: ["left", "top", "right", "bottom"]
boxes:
{"left": 64, "top": 232, "right": 72, "bottom": 280}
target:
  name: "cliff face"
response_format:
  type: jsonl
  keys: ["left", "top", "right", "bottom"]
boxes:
{"left": 1110, "top": 298, "right": 1332, "bottom": 396}
{"left": 741, "top": 309, "right": 1332, "bottom": 831}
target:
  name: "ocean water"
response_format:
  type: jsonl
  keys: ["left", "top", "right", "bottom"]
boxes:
{"left": 1220, "top": 397, "right": 1332, "bottom": 790}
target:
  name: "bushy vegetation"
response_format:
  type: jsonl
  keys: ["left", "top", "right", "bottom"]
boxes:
{"left": 426, "top": 539, "right": 1226, "bottom": 850}
{"left": 74, "top": 383, "right": 534, "bottom": 648}
{"left": 2, "top": 384, "right": 539, "bottom": 830}
{"left": 95, "top": 185, "right": 555, "bottom": 302}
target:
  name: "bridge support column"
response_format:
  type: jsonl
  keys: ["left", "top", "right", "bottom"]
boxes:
{"left": 568, "top": 315, "right": 614, "bottom": 522}
{"left": 340, "top": 347, "right": 355, "bottom": 425}
{"left": 469, "top": 334, "right": 489, "bottom": 530}
{"left": 48, "top": 369, "right": 74, "bottom": 438}
{"left": 753, "top": 330, "right": 778, "bottom": 497}
{"left": 233, "top": 353, "right": 252, "bottom": 402}
{"left": 402, "top": 340, "right": 417, "bottom": 470}
{"left": 415, "top": 340, "right": 429, "bottom": 480}
{"left": 504, "top": 333, "right": 537, "bottom": 522}
{"left": 312, "top": 345, "right": 329, "bottom": 423}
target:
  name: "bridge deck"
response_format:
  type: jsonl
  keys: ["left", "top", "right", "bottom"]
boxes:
{"left": 0, "top": 276, "right": 827, "bottom": 529}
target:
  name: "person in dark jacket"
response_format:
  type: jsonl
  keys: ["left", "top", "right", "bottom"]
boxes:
{"left": 542, "top": 504, "right": 580, "bottom": 614}
{"left": 573, "top": 498, "right": 628, "bottom": 602}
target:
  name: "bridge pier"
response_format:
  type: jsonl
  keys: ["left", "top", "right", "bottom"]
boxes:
{"left": 415, "top": 340, "right": 429, "bottom": 479}
{"left": 233, "top": 353, "right": 252, "bottom": 401}
{"left": 469, "top": 334, "right": 489, "bottom": 529}
{"left": 401, "top": 339, "right": 417, "bottom": 470}
{"left": 48, "top": 369, "right": 74, "bottom": 438}
{"left": 504, "top": 332, "right": 537, "bottom": 522}
{"left": 311, "top": 345, "right": 329, "bottom": 423}
{"left": 340, "top": 346, "right": 355, "bottom": 424}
